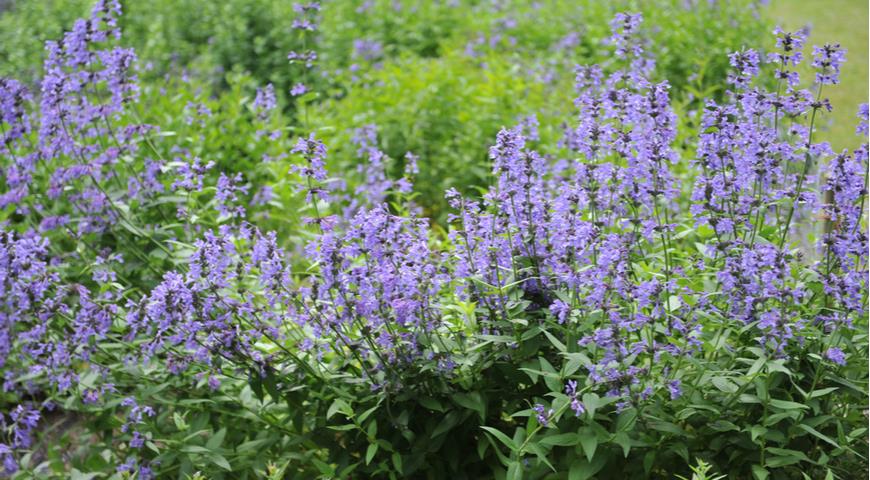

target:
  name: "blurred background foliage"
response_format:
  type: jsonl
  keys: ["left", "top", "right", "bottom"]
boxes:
{"left": 767, "top": 0, "right": 868, "bottom": 152}
{"left": 0, "top": 0, "right": 864, "bottom": 221}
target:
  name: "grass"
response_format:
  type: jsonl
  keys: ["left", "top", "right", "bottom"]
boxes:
{"left": 767, "top": 0, "right": 869, "bottom": 151}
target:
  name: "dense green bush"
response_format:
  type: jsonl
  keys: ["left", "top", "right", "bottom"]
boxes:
{"left": 1, "top": 0, "right": 770, "bottom": 217}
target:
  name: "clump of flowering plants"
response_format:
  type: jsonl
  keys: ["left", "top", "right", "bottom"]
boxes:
{"left": 0, "top": 3, "right": 867, "bottom": 480}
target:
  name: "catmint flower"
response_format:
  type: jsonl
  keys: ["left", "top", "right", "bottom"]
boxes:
{"left": 290, "top": 83, "right": 308, "bottom": 96}
{"left": 727, "top": 49, "right": 760, "bottom": 89}
{"left": 404, "top": 152, "right": 419, "bottom": 177}
{"left": 667, "top": 379, "right": 682, "bottom": 399}
{"left": 353, "top": 39, "right": 384, "bottom": 62}
{"left": 252, "top": 185, "right": 275, "bottom": 206}
{"left": 769, "top": 27, "right": 807, "bottom": 87}
{"left": 215, "top": 173, "right": 249, "bottom": 219}
{"left": 608, "top": 12, "right": 643, "bottom": 57}
{"left": 290, "top": 133, "right": 328, "bottom": 183}
{"left": 0, "top": 443, "right": 16, "bottom": 475}
{"left": 533, "top": 403, "right": 554, "bottom": 426}
{"left": 825, "top": 347, "right": 847, "bottom": 366}
{"left": 287, "top": 50, "right": 317, "bottom": 68}
{"left": 565, "top": 380, "right": 585, "bottom": 416}
{"left": 0, "top": 79, "right": 32, "bottom": 150}
{"left": 9, "top": 405, "right": 40, "bottom": 448}
{"left": 549, "top": 300, "right": 570, "bottom": 324}
{"left": 292, "top": 2, "right": 320, "bottom": 31}
{"left": 812, "top": 43, "right": 846, "bottom": 85}
{"left": 857, "top": 104, "right": 868, "bottom": 136}
{"left": 172, "top": 155, "right": 215, "bottom": 192}
{"left": 253, "top": 83, "right": 277, "bottom": 119}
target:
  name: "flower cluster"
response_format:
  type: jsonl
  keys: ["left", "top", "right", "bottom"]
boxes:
{"left": 0, "top": 5, "right": 866, "bottom": 477}
{"left": 288, "top": 2, "right": 321, "bottom": 97}
{"left": 447, "top": 15, "right": 695, "bottom": 403}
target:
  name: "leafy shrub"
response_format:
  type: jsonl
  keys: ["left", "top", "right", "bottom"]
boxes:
{"left": 0, "top": 3, "right": 867, "bottom": 480}
{"left": 1, "top": 0, "right": 771, "bottom": 217}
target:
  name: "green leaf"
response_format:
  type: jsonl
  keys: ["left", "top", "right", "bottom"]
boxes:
{"left": 327, "top": 398, "right": 350, "bottom": 419}
{"left": 747, "top": 356, "right": 767, "bottom": 376}
{"left": 766, "top": 448, "right": 810, "bottom": 467}
{"left": 807, "top": 387, "right": 839, "bottom": 399}
{"left": 581, "top": 393, "right": 603, "bottom": 419}
{"left": 711, "top": 376, "right": 739, "bottom": 393}
{"left": 391, "top": 453, "right": 403, "bottom": 474}
{"left": 769, "top": 399, "right": 809, "bottom": 411}
{"left": 173, "top": 412, "right": 188, "bottom": 430}
{"left": 180, "top": 445, "right": 210, "bottom": 454}
{"left": 358, "top": 404, "right": 380, "bottom": 423}
{"left": 569, "top": 456, "right": 606, "bottom": 480}
{"left": 366, "top": 443, "right": 378, "bottom": 465}
{"left": 709, "top": 420, "right": 739, "bottom": 432}
{"left": 249, "top": 372, "right": 264, "bottom": 401}
{"left": 206, "top": 428, "right": 226, "bottom": 450}
{"left": 481, "top": 426, "right": 517, "bottom": 451}
{"left": 543, "top": 329, "right": 566, "bottom": 353}
{"left": 540, "top": 433, "right": 579, "bottom": 447}
{"left": 453, "top": 392, "right": 486, "bottom": 420}
{"left": 311, "top": 458, "right": 335, "bottom": 476}
{"left": 327, "top": 424, "right": 357, "bottom": 431}
{"left": 70, "top": 470, "right": 102, "bottom": 480}
{"left": 419, "top": 396, "right": 445, "bottom": 412}
{"left": 751, "top": 464, "right": 769, "bottom": 480}
{"left": 749, "top": 425, "right": 767, "bottom": 442}
{"left": 797, "top": 424, "right": 841, "bottom": 449}
{"left": 237, "top": 438, "right": 271, "bottom": 452}
{"left": 616, "top": 408, "right": 637, "bottom": 432}
{"left": 611, "top": 431, "right": 631, "bottom": 457}
{"left": 647, "top": 420, "right": 685, "bottom": 435}
{"left": 507, "top": 460, "right": 524, "bottom": 480}
{"left": 643, "top": 451, "right": 656, "bottom": 474}
{"left": 208, "top": 453, "right": 232, "bottom": 471}
{"left": 578, "top": 427, "right": 598, "bottom": 462}
{"left": 765, "top": 360, "right": 792, "bottom": 376}
{"left": 432, "top": 411, "right": 459, "bottom": 438}
{"left": 528, "top": 443, "right": 557, "bottom": 472}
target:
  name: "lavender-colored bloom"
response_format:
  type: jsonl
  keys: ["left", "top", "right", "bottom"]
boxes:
{"left": 565, "top": 380, "right": 586, "bottom": 416}
{"left": 768, "top": 27, "right": 807, "bottom": 87}
{"left": 292, "top": 2, "right": 321, "bottom": 31}
{"left": 825, "top": 347, "right": 847, "bottom": 366}
{"left": 253, "top": 83, "right": 277, "bottom": 117}
{"left": 172, "top": 155, "right": 215, "bottom": 192}
{"left": 9, "top": 405, "right": 40, "bottom": 448}
{"left": 549, "top": 300, "right": 570, "bottom": 324}
{"left": 290, "top": 133, "right": 328, "bottom": 184}
{"left": 857, "top": 104, "right": 868, "bottom": 136}
{"left": 0, "top": 79, "right": 32, "bottom": 151}
{"left": 290, "top": 83, "right": 308, "bottom": 97}
{"left": 667, "top": 379, "right": 682, "bottom": 399}
{"left": 533, "top": 403, "right": 554, "bottom": 426}
{"left": 727, "top": 49, "right": 760, "bottom": 89}
{"left": 404, "top": 152, "right": 419, "bottom": 177}
{"left": 812, "top": 43, "right": 846, "bottom": 85}
{"left": 353, "top": 39, "right": 384, "bottom": 62}
{"left": 252, "top": 185, "right": 275, "bottom": 206}
{"left": 0, "top": 443, "right": 16, "bottom": 475}
{"left": 608, "top": 12, "right": 643, "bottom": 57}
{"left": 215, "top": 172, "right": 249, "bottom": 219}
{"left": 287, "top": 50, "right": 317, "bottom": 68}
